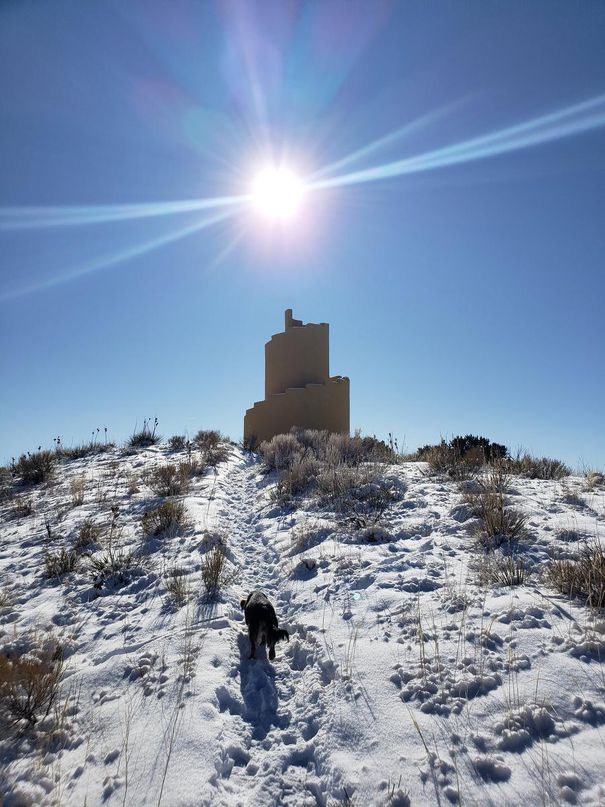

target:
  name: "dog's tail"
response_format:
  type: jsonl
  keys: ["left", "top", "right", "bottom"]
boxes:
{"left": 239, "top": 598, "right": 248, "bottom": 610}
{"left": 274, "top": 628, "right": 289, "bottom": 643}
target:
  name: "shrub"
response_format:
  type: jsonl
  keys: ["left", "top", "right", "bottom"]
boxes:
{"left": 338, "top": 478, "right": 402, "bottom": 530}
{"left": 148, "top": 464, "right": 190, "bottom": 497}
{"left": 15, "top": 451, "right": 56, "bottom": 485}
{"left": 178, "top": 457, "right": 207, "bottom": 478}
{"left": 260, "top": 429, "right": 397, "bottom": 474}
{"left": 59, "top": 441, "right": 115, "bottom": 460}
{"left": 194, "top": 429, "right": 221, "bottom": 451}
{"left": 141, "top": 501, "right": 189, "bottom": 538}
{"left": 418, "top": 435, "right": 508, "bottom": 477}
{"left": 168, "top": 435, "right": 187, "bottom": 451}
{"left": 259, "top": 429, "right": 400, "bottom": 504}
{"left": 546, "top": 542, "right": 605, "bottom": 607}
{"left": 317, "top": 465, "right": 377, "bottom": 501}
{"left": 450, "top": 435, "right": 508, "bottom": 462}
{"left": 275, "top": 455, "right": 320, "bottom": 499}
{"left": 0, "top": 635, "right": 64, "bottom": 725}
{"left": 44, "top": 548, "right": 78, "bottom": 579}
{"left": 0, "top": 466, "right": 13, "bottom": 501}
{"left": 128, "top": 418, "right": 161, "bottom": 448}
{"left": 585, "top": 471, "right": 605, "bottom": 491}
{"left": 419, "top": 441, "right": 455, "bottom": 475}
{"left": 204, "top": 444, "right": 230, "bottom": 466}
{"left": 201, "top": 546, "right": 236, "bottom": 598}
{"left": 506, "top": 454, "right": 570, "bottom": 480}
{"left": 259, "top": 433, "right": 303, "bottom": 471}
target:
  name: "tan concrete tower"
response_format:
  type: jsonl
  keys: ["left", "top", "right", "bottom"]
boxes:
{"left": 244, "top": 309, "right": 350, "bottom": 446}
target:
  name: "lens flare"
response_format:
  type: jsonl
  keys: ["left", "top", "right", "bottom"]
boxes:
{"left": 251, "top": 166, "right": 304, "bottom": 220}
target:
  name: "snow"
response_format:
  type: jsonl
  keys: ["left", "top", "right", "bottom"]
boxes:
{"left": 1, "top": 444, "right": 605, "bottom": 805}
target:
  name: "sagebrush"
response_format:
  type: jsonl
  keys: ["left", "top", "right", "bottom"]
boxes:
{"left": 141, "top": 501, "right": 189, "bottom": 538}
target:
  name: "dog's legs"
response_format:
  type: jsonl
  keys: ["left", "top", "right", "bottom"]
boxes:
{"left": 248, "top": 626, "right": 256, "bottom": 660}
{"left": 268, "top": 643, "right": 276, "bottom": 661}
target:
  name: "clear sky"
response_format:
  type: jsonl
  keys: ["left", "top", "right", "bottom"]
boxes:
{"left": 1, "top": 0, "right": 604, "bottom": 469}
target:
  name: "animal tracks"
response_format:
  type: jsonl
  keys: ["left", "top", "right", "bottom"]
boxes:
{"left": 204, "top": 459, "right": 337, "bottom": 806}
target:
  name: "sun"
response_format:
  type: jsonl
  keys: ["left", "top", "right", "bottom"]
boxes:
{"left": 251, "top": 165, "right": 304, "bottom": 221}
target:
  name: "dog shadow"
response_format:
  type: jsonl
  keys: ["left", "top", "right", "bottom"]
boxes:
{"left": 236, "top": 632, "right": 289, "bottom": 740}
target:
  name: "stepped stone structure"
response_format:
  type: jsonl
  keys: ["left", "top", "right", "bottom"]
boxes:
{"left": 244, "top": 309, "right": 350, "bottom": 446}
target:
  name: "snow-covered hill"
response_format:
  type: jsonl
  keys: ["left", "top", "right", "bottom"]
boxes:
{"left": 1, "top": 442, "right": 604, "bottom": 806}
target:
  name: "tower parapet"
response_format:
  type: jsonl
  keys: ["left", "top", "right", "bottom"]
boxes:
{"left": 244, "top": 309, "right": 350, "bottom": 446}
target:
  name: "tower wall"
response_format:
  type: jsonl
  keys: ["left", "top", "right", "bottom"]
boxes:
{"left": 244, "top": 309, "right": 349, "bottom": 446}
{"left": 265, "top": 319, "right": 329, "bottom": 397}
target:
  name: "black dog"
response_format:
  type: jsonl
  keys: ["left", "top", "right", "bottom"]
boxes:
{"left": 240, "top": 591, "right": 289, "bottom": 660}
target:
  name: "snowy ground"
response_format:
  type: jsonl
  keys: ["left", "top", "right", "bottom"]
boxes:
{"left": 1, "top": 443, "right": 605, "bottom": 806}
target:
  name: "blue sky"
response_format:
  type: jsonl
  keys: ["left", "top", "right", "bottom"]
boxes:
{"left": 1, "top": 0, "right": 604, "bottom": 468}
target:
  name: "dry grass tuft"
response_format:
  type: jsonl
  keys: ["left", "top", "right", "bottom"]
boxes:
{"left": 7, "top": 497, "right": 34, "bottom": 520}
{"left": 141, "top": 501, "right": 189, "bottom": 538}
{"left": 0, "top": 588, "right": 14, "bottom": 612}
{"left": 168, "top": 435, "right": 187, "bottom": 451}
{"left": 559, "top": 486, "right": 584, "bottom": 507}
{"left": 201, "top": 545, "right": 236, "bottom": 598}
{"left": 89, "top": 547, "right": 138, "bottom": 590}
{"left": 475, "top": 553, "right": 527, "bottom": 587}
{"left": 164, "top": 566, "right": 190, "bottom": 607}
{"left": 585, "top": 471, "right": 605, "bottom": 491}
{"left": 44, "top": 548, "right": 78, "bottom": 579}
{"left": 128, "top": 418, "right": 161, "bottom": 448}
{"left": 73, "top": 519, "right": 101, "bottom": 553}
{"left": 506, "top": 454, "right": 570, "bottom": 480}
{"left": 546, "top": 541, "right": 605, "bottom": 607}
{"left": 465, "top": 467, "right": 526, "bottom": 549}
{"left": 69, "top": 475, "right": 86, "bottom": 507}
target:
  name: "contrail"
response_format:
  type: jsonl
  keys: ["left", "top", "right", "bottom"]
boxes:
{"left": 308, "top": 93, "right": 605, "bottom": 191}
{"left": 0, "top": 207, "right": 238, "bottom": 301}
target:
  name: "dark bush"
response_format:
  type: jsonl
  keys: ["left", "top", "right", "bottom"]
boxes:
{"left": 417, "top": 435, "right": 508, "bottom": 477}
{"left": 16, "top": 451, "right": 56, "bottom": 485}
{"left": 128, "top": 418, "right": 160, "bottom": 448}
{"left": 450, "top": 435, "right": 508, "bottom": 462}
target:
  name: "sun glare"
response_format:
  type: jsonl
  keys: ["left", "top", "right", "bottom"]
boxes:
{"left": 251, "top": 166, "right": 304, "bottom": 221}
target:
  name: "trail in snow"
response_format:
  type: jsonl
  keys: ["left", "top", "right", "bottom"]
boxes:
{"left": 203, "top": 451, "right": 340, "bottom": 807}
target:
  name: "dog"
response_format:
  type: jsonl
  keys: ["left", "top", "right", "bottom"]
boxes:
{"left": 240, "top": 591, "right": 289, "bottom": 660}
